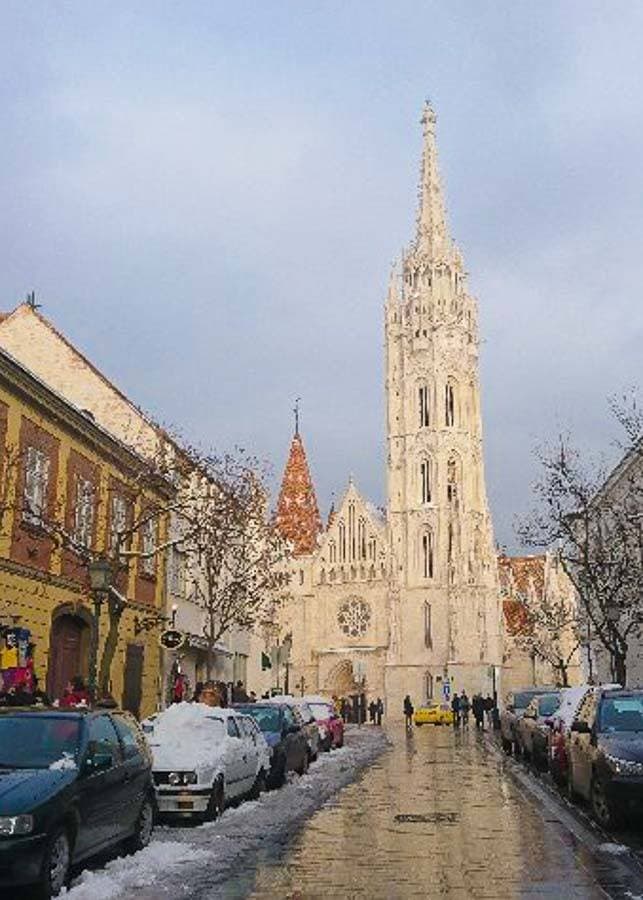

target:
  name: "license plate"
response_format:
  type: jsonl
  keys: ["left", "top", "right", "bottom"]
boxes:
{"left": 177, "top": 800, "right": 194, "bottom": 810}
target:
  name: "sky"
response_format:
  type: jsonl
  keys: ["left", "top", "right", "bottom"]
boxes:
{"left": 1, "top": 1, "right": 642, "bottom": 550}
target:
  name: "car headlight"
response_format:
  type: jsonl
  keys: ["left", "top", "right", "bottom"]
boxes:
{"left": 168, "top": 772, "right": 181, "bottom": 786}
{"left": 183, "top": 772, "right": 197, "bottom": 785}
{"left": 0, "top": 815, "right": 34, "bottom": 836}
{"left": 605, "top": 755, "right": 643, "bottom": 777}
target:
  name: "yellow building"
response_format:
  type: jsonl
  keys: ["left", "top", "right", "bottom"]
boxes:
{"left": 0, "top": 345, "right": 171, "bottom": 718}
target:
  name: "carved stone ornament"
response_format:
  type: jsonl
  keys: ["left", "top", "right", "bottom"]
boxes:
{"left": 337, "top": 597, "right": 372, "bottom": 638}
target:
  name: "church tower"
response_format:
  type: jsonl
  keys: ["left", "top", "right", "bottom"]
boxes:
{"left": 384, "top": 103, "right": 502, "bottom": 709}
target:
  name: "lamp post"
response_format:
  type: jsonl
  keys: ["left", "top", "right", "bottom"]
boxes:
{"left": 88, "top": 558, "right": 113, "bottom": 701}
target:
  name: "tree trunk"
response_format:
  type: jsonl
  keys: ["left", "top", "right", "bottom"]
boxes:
{"left": 558, "top": 663, "right": 569, "bottom": 688}
{"left": 612, "top": 650, "right": 627, "bottom": 687}
{"left": 98, "top": 598, "right": 124, "bottom": 698}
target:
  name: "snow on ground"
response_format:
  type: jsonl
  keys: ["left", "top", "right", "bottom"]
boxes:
{"left": 65, "top": 725, "right": 389, "bottom": 900}
{"left": 597, "top": 842, "right": 631, "bottom": 855}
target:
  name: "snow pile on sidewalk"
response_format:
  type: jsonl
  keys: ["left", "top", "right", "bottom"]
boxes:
{"left": 63, "top": 841, "right": 212, "bottom": 899}
{"left": 65, "top": 725, "right": 389, "bottom": 899}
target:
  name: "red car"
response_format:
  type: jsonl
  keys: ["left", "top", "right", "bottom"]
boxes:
{"left": 303, "top": 696, "right": 344, "bottom": 751}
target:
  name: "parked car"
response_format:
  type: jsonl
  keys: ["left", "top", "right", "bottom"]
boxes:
{"left": 302, "top": 695, "right": 345, "bottom": 750}
{"left": 414, "top": 702, "right": 454, "bottom": 727}
{"left": 500, "top": 687, "right": 557, "bottom": 755}
{"left": 268, "top": 696, "right": 320, "bottom": 761}
{"left": 147, "top": 703, "right": 269, "bottom": 820}
{"left": 567, "top": 688, "right": 643, "bottom": 829}
{"left": 0, "top": 706, "right": 155, "bottom": 898}
{"left": 515, "top": 692, "right": 560, "bottom": 769}
{"left": 234, "top": 701, "right": 309, "bottom": 787}
{"left": 548, "top": 684, "right": 621, "bottom": 785}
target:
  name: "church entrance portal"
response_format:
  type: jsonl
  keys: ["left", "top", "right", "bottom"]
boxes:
{"left": 324, "top": 659, "right": 364, "bottom": 697}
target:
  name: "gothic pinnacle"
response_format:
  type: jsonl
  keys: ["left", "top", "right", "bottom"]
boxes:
{"left": 415, "top": 100, "right": 451, "bottom": 264}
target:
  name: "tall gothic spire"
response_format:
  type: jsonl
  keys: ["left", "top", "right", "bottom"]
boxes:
{"left": 275, "top": 427, "right": 322, "bottom": 556}
{"left": 415, "top": 101, "right": 452, "bottom": 263}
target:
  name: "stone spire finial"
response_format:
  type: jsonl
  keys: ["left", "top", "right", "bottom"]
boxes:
{"left": 415, "top": 100, "right": 452, "bottom": 263}
{"left": 275, "top": 427, "right": 323, "bottom": 556}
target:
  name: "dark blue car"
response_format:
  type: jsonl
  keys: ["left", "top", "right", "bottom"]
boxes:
{"left": 0, "top": 707, "right": 155, "bottom": 898}
{"left": 233, "top": 702, "right": 308, "bottom": 788}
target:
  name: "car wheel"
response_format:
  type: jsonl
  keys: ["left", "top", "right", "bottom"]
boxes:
{"left": 39, "top": 826, "right": 71, "bottom": 899}
{"left": 591, "top": 777, "right": 622, "bottom": 830}
{"left": 207, "top": 778, "right": 225, "bottom": 820}
{"left": 502, "top": 737, "right": 513, "bottom": 755}
{"left": 123, "top": 795, "right": 155, "bottom": 854}
{"left": 250, "top": 769, "right": 267, "bottom": 800}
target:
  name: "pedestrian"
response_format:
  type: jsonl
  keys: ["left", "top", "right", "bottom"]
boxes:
{"left": 403, "top": 694, "right": 414, "bottom": 730}
{"left": 249, "top": 690, "right": 257, "bottom": 702}
{"left": 192, "top": 681, "right": 204, "bottom": 703}
{"left": 31, "top": 676, "right": 50, "bottom": 706}
{"left": 60, "top": 676, "right": 90, "bottom": 708}
{"left": 451, "top": 692, "right": 461, "bottom": 728}
{"left": 369, "top": 700, "right": 376, "bottom": 723}
{"left": 460, "top": 691, "right": 470, "bottom": 727}
{"left": 199, "top": 681, "right": 223, "bottom": 707}
{"left": 232, "top": 680, "right": 248, "bottom": 703}
{"left": 484, "top": 694, "right": 495, "bottom": 729}
{"left": 472, "top": 694, "right": 485, "bottom": 730}
{"left": 376, "top": 697, "right": 384, "bottom": 726}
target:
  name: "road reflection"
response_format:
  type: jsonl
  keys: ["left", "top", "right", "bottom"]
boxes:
{"left": 242, "top": 724, "right": 638, "bottom": 899}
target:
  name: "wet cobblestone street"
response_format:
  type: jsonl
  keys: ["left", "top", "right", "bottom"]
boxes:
{"left": 236, "top": 724, "right": 643, "bottom": 899}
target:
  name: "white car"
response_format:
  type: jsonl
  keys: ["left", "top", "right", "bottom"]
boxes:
{"left": 146, "top": 702, "right": 271, "bottom": 819}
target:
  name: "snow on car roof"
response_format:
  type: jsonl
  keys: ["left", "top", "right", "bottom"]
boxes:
{"left": 147, "top": 703, "right": 250, "bottom": 769}
{"left": 555, "top": 684, "right": 622, "bottom": 727}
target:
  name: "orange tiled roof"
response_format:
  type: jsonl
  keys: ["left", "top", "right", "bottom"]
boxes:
{"left": 275, "top": 432, "right": 322, "bottom": 556}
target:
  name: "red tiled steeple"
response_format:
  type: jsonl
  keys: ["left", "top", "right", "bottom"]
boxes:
{"left": 275, "top": 430, "right": 322, "bottom": 556}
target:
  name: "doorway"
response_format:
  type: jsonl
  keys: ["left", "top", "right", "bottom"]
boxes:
{"left": 48, "top": 614, "right": 90, "bottom": 702}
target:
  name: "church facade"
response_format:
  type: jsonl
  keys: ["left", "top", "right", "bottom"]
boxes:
{"left": 275, "top": 104, "right": 503, "bottom": 717}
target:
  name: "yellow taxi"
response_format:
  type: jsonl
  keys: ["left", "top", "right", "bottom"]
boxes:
{"left": 413, "top": 702, "right": 454, "bottom": 726}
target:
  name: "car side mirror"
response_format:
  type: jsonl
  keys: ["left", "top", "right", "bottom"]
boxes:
{"left": 571, "top": 720, "right": 590, "bottom": 734}
{"left": 84, "top": 750, "right": 112, "bottom": 773}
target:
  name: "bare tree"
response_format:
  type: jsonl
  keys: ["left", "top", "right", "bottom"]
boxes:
{"left": 173, "top": 447, "right": 289, "bottom": 680}
{"left": 519, "top": 403, "right": 643, "bottom": 686}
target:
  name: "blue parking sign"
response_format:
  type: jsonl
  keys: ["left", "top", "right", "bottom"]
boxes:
{"left": 442, "top": 678, "right": 451, "bottom": 701}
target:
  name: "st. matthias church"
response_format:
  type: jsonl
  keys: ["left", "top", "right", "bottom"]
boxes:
{"left": 274, "top": 104, "right": 503, "bottom": 716}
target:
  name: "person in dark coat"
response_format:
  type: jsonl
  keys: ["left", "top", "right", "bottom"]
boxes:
{"left": 403, "top": 695, "right": 414, "bottom": 729}
{"left": 369, "top": 700, "right": 377, "bottom": 723}
{"left": 484, "top": 694, "right": 495, "bottom": 729}
{"left": 376, "top": 697, "right": 384, "bottom": 726}
{"left": 472, "top": 694, "right": 485, "bottom": 729}
{"left": 460, "top": 691, "right": 470, "bottom": 727}
{"left": 451, "top": 692, "right": 461, "bottom": 728}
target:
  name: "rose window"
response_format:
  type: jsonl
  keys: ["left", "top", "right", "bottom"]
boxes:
{"left": 337, "top": 598, "right": 371, "bottom": 638}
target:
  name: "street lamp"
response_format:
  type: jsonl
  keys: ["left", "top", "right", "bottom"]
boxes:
{"left": 88, "top": 558, "right": 113, "bottom": 701}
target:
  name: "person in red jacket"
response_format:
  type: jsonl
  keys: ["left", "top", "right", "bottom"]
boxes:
{"left": 59, "top": 675, "right": 90, "bottom": 707}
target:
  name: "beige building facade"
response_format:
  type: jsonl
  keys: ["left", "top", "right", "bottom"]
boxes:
{"left": 277, "top": 104, "right": 503, "bottom": 717}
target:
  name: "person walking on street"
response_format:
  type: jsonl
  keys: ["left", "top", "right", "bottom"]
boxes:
{"left": 403, "top": 695, "right": 414, "bottom": 730}
{"left": 451, "top": 692, "right": 461, "bottom": 728}
{"left": 460, "top": 691, "right": 470, "bottom": 728}
{"left": 484, "top": 694, "right": 495, "bottom": 729}
{"left": 472, "top": 694, "right": 485, "bottom": 730}
{"left": 376, "top": 697, "right": 384, "bottom": 726}
{"left": 369, "top": 700, "right": 376, "bottom": 723}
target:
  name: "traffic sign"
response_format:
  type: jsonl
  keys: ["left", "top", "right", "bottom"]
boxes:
{"left": 442, "top": 678, "right": 451, "bottom": 701}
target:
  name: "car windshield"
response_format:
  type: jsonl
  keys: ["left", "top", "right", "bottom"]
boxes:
{"left": 599, "top": 695, "right": 643, "bottom": 733}
{"left": 0, "top": 715, "right": 80, "bottom": 769}
{"left": 538, "top": 694, "right": 560, "bottom": 717}
{"left": 240, "top": 706, "right": 281, "bottom": 733}
{"left": 308, "top": 702, "right": 332, "bottom": 720}
{"left": 514, "top": 692, "right": 542, "bottom": 709}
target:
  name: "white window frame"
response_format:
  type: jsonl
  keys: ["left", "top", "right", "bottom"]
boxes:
{"left": 23, "top": 446, "right": 50, "bottom": 526}
{"left": 140, "top": 516, "right": 156, "bottom": 576}
{"left": 73, "top": 475, "right": 95, "bottom": 549}
{"left": 109, "top": 494, "right": 128, "bottom": 556}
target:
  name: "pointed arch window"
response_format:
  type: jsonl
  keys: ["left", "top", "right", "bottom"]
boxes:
{"left": 420, "top": 458, "right": 432, "bottom": 504}
{"left": 421, "top": 529, "right": 434, "bottom": 579}
{"left": 445, "top": 379, "right": 456, "bottom": 427}
{"left": 424, "top": 671, "right": 434, "bottom": 701}
{"left": 338, "top": 522, "right": 346, "bottom": 563}
{"left": 329, "top": 539, "right": 337, "bottom": 564}
{"left": 358, "top": 517, "right": 367, "bottom": 560}
{"left": 447, "top": 456, "right": 458, "bottom": 504}
{"left": 424, "top": 602, "right": 433, "bottom": 648}
{"left": 419, "top": 384, "right": 430, "bottom": 428}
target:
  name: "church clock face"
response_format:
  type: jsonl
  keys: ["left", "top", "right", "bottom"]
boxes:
{"left": 337, "top": 598, "right": 371, "bottom": 638}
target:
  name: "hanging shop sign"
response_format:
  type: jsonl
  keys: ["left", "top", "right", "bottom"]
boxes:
{"left": 158, "top": 629, "right": 186, "bottom": 651}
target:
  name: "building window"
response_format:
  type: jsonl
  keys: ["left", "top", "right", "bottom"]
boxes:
{"left": 169, "top": 546, "right": 186, "bottom": 596}
{"left": 338, "top": 521, "right": 346, "bottom": 562}
{"left": 420, "top": 459, "right": 432, "bottom": 504}
{"left": 140, "top": 516, "right": 156, "bottom": 576}
{"left": 23, "top": 446, "right": 50, "bottom": 526}
{"left": 424, "top": 602, "right": 432, "bottom": 648}
{"left": 419, "top": 385, "right": 430, "bottom": 428}
{"left": 368, "top": 537, "right": 377, "bottom": 561}
{"left": 424, "top": 671, "right": 434, "bottom": 701}
{"left": 358, "top": 517, "right": 367, "bottom": 560}
{"left": 329, "top": 539, "right": 337, "bottom": 564}
{"left": 422, "top": 530, "right": 434, "bottom": 579}
{"left": 447, "top": 457, "right": 458, "bottom": 504}
{"left": 445, "top": 380, "right": 455, "bottom": 427}
{"left": 73, "top": 475, "right": 94, "bottom": 548}
{"left": 299, "top": 569, "right": 304, "bottom": 586}
{"left": 109, "top": 494, "right": 128, "bottom": 556}
{"left": 348, "top": 502, "right": 356, "bottom": 561}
